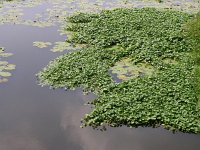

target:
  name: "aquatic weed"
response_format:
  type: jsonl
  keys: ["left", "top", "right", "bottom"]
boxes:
{"left": 38, "top": 8, "right": 200, "bottom": 133}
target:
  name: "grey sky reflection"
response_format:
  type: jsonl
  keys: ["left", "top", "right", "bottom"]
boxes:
{"left": 60, "top": 91, "right": 200, "bottom": 150}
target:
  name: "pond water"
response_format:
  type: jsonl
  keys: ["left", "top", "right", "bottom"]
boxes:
{"left": 0, "top": 0, "right": 200, "bottom": 150}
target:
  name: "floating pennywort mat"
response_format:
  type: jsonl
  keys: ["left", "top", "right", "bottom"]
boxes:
{"left": 38, "top": 8, "right": 200, "bottom": 133}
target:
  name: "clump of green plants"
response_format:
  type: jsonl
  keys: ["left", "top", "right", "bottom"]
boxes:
{"left": 184, "top": 12, "right": 200, "bottom": 105}
{"left": 185, "top": 12, "right": 200, "bottom": 44}
{"left": 38, "top": 8, "right": 200, "bottom": 133}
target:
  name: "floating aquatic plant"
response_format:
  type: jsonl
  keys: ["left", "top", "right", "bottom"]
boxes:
{"left": 51, "top": 41, "right": 86, "bottom": 52}
{"left": 38, "top": 8, "right": 200, "bottom": 133}
{"left": 0, "top": 71, "right": 11, "bottom": 77}
{"left": 184, "top": 12, "right": 200, "bottom": 106}
{"left": 0, "top": 51, "right": 13, "bottom": 57}
{"left": 0, "top": 0, "right": 199, "bottom": 26}
{"left": 51, "top": 41, "right": 71, "bottom": 52}
{"left": 33, "top": 41, "right": 52, "bottom": 48}
{"left": 0, "top": 47, "right": 15, "bottom": 83}
{"left": 0, "top": 8, "right": 23, "bottom": 25}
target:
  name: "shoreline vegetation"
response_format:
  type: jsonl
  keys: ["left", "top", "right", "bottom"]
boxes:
{"left": 38, "top": 8, "right": 200, "bottom": 133}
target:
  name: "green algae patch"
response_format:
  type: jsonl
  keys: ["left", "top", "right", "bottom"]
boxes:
{"left": 0, "top": 47, "right": 16, "bottom": 83}
{"left": 0, "top": 71, "right": 11, "bottom": 77}
{"left": 0, "top": 8, "right": 24, "bottom": 25}
{"left": 38, "top": 8, "right": 200, "bottom": 133}
{"left": 0, "top": 52, "right": 13, "bottom": 57}
{"left": 110, "top": 58, "right": 155, "bottom": 80}
{"left": 0, "top": 78, "right": 8, "bottom": 83}
{"left": 33, "top": 41, "right": 52, "bottom": 48}
{"left": 51, "top": 42, "right": 71, "bottom": 52}
{"left": 51, "top": 41, "right": 86, "bottom": 52}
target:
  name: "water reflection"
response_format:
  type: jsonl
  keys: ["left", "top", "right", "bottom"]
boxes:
{"left": 60, "top": 98, "right": 200, "bottom": 150}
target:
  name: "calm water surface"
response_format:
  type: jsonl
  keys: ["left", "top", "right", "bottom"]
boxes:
{"left": 0, "top": 1, "right": 200, "bottom": 150}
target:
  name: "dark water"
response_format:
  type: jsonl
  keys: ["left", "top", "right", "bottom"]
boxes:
{"left": 0, "top": 2, "right": 200, "bottom": 150}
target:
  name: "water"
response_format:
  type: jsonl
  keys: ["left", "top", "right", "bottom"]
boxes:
{"left": 0, "top": 1, "right": 200, "bottom": 150}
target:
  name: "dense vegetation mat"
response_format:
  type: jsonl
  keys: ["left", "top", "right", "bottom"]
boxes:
{"left": 38, "top": 8, "right": 200, "bottom": 133}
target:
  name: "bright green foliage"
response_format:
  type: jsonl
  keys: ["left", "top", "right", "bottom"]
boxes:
{"left": 38, "top": 47, "right": 115, "bottom": 91}
{"left": 184, "top": 12, "right": 200, "bottom": 105}
{"left": 38, "top": 45, "right": 135, "bottom": 91}
{"left": 185, "top": 13, "right": 200, "bottom": 44}
{"left": 84, "top": 60, "right": 200, "bottom": 133}
{"left": 66, "top": 8, "right": 193, "bottom": 67}
{"left": 38, "top": 8, "right": 200, "bottom": 133}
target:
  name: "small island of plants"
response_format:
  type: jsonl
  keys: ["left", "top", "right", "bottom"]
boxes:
{"left": 38, "top": 8, "right": 200, "bottom": 133}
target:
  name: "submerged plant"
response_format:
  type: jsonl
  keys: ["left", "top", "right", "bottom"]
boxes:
{"left": 38, "top": 8, "right": 200, "bottom": 133}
